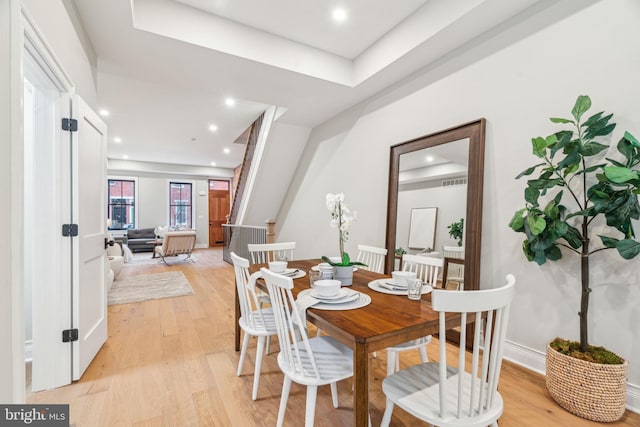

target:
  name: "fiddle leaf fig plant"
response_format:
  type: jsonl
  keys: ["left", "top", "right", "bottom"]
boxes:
{"left": 447, "top": 218, "right": 464, "bottom": 246}
{"left": 509, "top": 95, "right": 640, "bottom": 356}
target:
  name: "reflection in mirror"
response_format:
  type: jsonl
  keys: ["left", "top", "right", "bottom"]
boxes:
{"left": 396, "top": 138, "right": 469, "bottom": 260}
{"left": 385, "top": 120, "right": 485, "bottom": 293}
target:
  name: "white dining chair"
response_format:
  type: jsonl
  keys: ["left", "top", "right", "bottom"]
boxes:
{"left": 260, "top": 267, "right": 354, "bottom": 427}
{"left": 384, "top": 254, "right": 443, "bottom": 375}
{"left": 247, "top": 241, "right": 296, "bottom": 264}
{"left": 442, "top": 245, "right": 465, "bottom": 289}
{"left": 356, "top": 244, "right": 387, "bottom": 273}
{"left": 230, "top": 252, "right": 278, "bottom": 400}
{"left": 381, "top": 274, "right": 516, "bottom": 427}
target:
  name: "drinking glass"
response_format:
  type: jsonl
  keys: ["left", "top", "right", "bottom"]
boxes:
{"left": 308, "top": 270, "right": 322, "bottom": 288}
{"left": 407, "top": 279, "right": 423, "bottom": 300}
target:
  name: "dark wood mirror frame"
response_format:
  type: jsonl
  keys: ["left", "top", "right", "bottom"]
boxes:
{"left": 384, "top": 119, "right": 486, "bottom": 292}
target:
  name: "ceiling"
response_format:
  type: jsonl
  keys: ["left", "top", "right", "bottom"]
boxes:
{"left": 69, "top": 0, "right": 546, "bottom": 170}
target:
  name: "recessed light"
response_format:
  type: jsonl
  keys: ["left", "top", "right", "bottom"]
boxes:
{"left": 113, "top": 137, "right": 122, "bottom": 143}
{"left": 210, "top": 161, "right": 217, "bottom": 166}
{"left": 99, "top": 109, "right": 110, "bottom": 117}
{"left": 209, "top": 124, "right": 218, "bottom": 132}
{"left": 122, "top": 154, "right": 128, "bottom": 159}
{"left": 225, "top": 97, "right": 236, "bottom": 107}
{"left": 332, "top": 8, "right": 348, "bottom": 22}
{"left": 426, "top": 155, "right": 434, "bottom": 162}
{"left": 223, "top": 148, "right": 230, "bottom": 154}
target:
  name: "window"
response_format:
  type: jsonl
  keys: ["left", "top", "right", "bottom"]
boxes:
{"left": 107, "top": 179, "right": 136, "bottom": 229}
{"left": 169, "top": 182, "right": 193, "bottom": 229}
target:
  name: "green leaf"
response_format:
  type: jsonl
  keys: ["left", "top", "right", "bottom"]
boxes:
{"left": 571, "top": 95, "right": 591, "bottom": 122}
{"left": 551, "top": 131, "right": 573, "bottom": 158}
{"left": 321, "top": 256, "right": 338, "bottom": 266}
{"left": 526, "top": 213, "right": 546, "bottom": 235}
{"left": 524, "top": 187, "right": 540, "bottom": 205}
{"left": 617, "top": 239, "right": 640, "bottom": 259}
{"left": 585, "top": 123, "right": 616, "bottom": 140}
{"left": 599, "top": 235, "right": 619, "bottom": 248}
{"left": 604, "top": 166, "right": 639, "bottom": 183}
{"left": 624, "top": 131, "right": 640, "bottom": 147}
{"left": 562, "top": 225, "right": 583, "bottom": 249}
{"left": 522, "top": 240, "right": 536, "bottom": 262}
{"left": 515, "top": 163, "right": 545, "bottom": 179}
{"left": 550, "top": 117, "right": 574, "bottom": 124}
{"left": 532, "top": 137, "right": 548, "bottom": 158}
{"left": 545, "top": 245, "right": 562, "bottom": 261}
{"left": 508, "top": 209, "right": 526, "bottom": 231}
{"left": 342, "top": 252, "right": 351, "bottom": 265}
{"left": 580, "top": 142, "right": 608, "bottom": 156}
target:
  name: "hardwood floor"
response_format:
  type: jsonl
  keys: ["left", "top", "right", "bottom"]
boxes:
{"left": 28, "top": 248, "right": 640, "bottom": 426}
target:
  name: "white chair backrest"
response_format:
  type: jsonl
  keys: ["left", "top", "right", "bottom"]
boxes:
{"left": 247, "top": 242, "right": 296, "bottom": 264}
{"left": 260, "top": 267, "right": 321, "bottom": 382}
{"left": 401, "top": 253, "right": 443, "bottom": 287}
{"left": 162, "top": 230, "right": 196, "bottom": 256}
{"left": 356, "top": 244, "right": 387, "bottom": 273}
{"left": 431, "top": 274, "right": 516, "bottom": 421}
{"left": 231, "top": 252, "right": 267, "bottom": 330}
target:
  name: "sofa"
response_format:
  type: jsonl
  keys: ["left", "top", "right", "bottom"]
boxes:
{"left": 126, "top": 228, "right": 157, "bottom": 252}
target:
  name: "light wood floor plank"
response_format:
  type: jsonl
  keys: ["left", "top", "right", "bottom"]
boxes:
{"left": 27, "top": 247, "right": 640, "bottom": 426}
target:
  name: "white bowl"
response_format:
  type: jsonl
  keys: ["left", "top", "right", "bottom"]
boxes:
{"left": 268, "top": 261, "right": 287, "bottom": 273}
{"left": 313, "top": 279, "right": 341, "bottom": 297}
{"left": 391, "top": 270, "right": 416, "bottom": 286}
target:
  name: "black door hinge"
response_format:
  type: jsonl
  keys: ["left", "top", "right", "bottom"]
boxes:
{"left": 62, "top": 118, "right": 78, "bottom": 132}
{"left": 62, "top": 224, "right": 78, "bottom": 237}
{"left": 62, "top": 329, "right": 79, "bottom": 343}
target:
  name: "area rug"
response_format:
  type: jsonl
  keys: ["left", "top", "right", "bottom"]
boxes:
{"left": 108, "top": 271, "right": 194, "bottom": 305}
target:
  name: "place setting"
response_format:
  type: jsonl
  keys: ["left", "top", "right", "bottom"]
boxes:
{"left": 268, "top": 260, "right": 306, "bottom": 279}
{"left": 368, "top": 270, "right": 432, "bottom": 298}
{"left": 296, "top": 279, "right": 371, "bottom": 313}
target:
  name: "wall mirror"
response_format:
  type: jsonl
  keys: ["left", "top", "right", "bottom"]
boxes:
{"left": 385, "top": 119, "right": 486, "bottom": 293}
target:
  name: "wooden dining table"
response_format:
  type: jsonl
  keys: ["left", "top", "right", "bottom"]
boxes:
{"left": 243, "top": 258, "right": 461, "bottom": 427}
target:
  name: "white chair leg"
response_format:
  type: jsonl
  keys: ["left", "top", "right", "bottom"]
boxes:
{"left": 330, "top": 382, "right": 339, "bottom": 408}
{"left": 237, "top": 332, "right": 250, "bottom": 376}
{"left": 380, "top": 398, "right": 394, "bottom": 427}
{"left": 386, "top": 351, "right": 397, "bottom": 376}
{"left": 252, "top": 336, "right": 266, "bottom": 400}
{"left": 277, "top": 376, "right": 292, "bottom": 427}
{"left": 305, "top": 385, "right": 318, "bottom": 427}
{"left": 266, "top": 336, "right": 271, "bottom": 354}
{"left": 419, "top": 345, "right": 428, "bottom": 363}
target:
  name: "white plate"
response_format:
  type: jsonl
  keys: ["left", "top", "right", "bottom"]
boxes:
{"left": 311, "top": 288, "right": 350, "bottom": 300}
{"left": 368, "top": 279, "right": 432, "bottom": 296}
{"left": 298, "top": 289, "right": 371, "bottom": 310}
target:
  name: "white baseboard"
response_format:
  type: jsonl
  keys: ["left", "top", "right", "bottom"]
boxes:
{"left": 25, "top": 340, "right": 32, "bottom": 362}
{"left": 503, "top": 340, "right": 639, "bottom": 414}
{"left": 195, "top": 243, "right": 208, "bottom": 249}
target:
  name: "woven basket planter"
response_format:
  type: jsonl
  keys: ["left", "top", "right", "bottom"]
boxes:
{"left": 546, "top": 344, "right": 628, "bottom": 422}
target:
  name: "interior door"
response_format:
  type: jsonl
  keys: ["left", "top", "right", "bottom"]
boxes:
{"left": 72, "top": 95, "right": 108, "bottom": 380}
{"left": 208, "top": 180, "right": 230, "bottom": 246}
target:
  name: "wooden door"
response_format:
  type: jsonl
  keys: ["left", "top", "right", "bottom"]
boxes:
{"left": 208, "top": 180, "right": 230, "bottom": 246}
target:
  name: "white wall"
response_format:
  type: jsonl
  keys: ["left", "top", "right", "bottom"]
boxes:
{"left": 277, "top": 0, "right": 640, "bottom": 400}
{"left": 243, "top": 120, "right": 310, "bottom": 227}
{"left": 397, "top": 183, "right": 467, "bottom": 253}
{"left": 109, "top": 169, "right": 213, "bottom": 248}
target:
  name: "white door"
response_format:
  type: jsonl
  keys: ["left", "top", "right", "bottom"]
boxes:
{"left": 71, "top": 95, "right": 108, "bottom": 380}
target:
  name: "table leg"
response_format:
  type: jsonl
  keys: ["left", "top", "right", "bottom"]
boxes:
{"left": 353, "top": 342, "right": 369, "bottom": 427}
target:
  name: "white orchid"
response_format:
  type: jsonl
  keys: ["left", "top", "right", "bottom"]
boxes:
{"left": 323, "top": 193, "right": 365, "bottom": 267}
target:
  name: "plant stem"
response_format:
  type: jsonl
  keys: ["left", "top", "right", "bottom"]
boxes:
{"left": 338, "top": 202, "right": 344, "bottom": 260}
{"left": 579, "top": 217, "right": 590, "bottom": 353}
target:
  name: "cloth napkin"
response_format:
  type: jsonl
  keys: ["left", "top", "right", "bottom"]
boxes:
{"left": 378, "top": 282, "right": 407, "bottom": 291}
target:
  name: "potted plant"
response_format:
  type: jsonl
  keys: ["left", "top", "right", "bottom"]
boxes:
{"left": 509, "top": 95, "right": 640, "bottom": 422}
{"left": 322, "top": 193, "right": 366, "bottom": 285}
{"left": 447, "top": 218, "right": 464, "bottom": 246}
